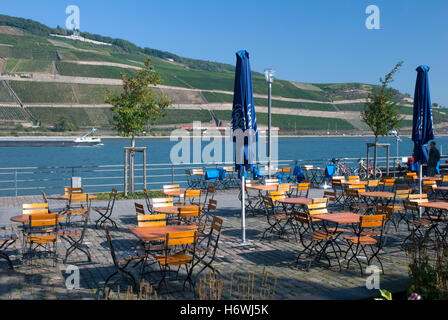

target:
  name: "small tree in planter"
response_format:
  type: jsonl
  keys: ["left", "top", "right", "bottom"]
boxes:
{"left": 361, "top": 61, "right": 404, "bottom": 174}
{"left": 106, "top": 58, "right": 171, "bottom": 193}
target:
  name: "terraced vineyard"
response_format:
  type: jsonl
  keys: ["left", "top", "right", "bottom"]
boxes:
{"left": 0, "top": 106, "right": 30, "bottom": 122}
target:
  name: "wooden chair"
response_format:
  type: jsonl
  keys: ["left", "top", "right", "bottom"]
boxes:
{"left": 344, "top": 188, "right": 369, "bottom": 213}
{"left": 295, "top": 182, "right": 310, "bottom": 198}
{"left": 58, "top": 203, "right": 92, "bottom": 263}
{"left": 64, "top": 187, "right": 83, "bottom": 196}
{"left": 348, "top": 176, "right": 360, "bottom": 183}
{"left": 261, "top": 196, "right": 294, "bottom": 240}
{"left": 41, "top": 192, "right": 65, "bottom": 213}
{"left": 188, "top": 216, "right": 223, "bottom": 280}
{"left": 386, "top": 186, "right": 411, "bottom": 229}
{"left": 193, "top": 185, "right": 216, "bottom": 209}
{"left": 104, "top": 227, "right": 147, "bottom": 292}
{"left": 401, "top": 199, "right": 438, "bottom": 247}
{"left": 264, "top": 178, "right": 279, "bottom": 186}
{"left": 200, "top": 199, "right": 218, "bottom": 230}
{"left": 94, "top": 188, "right": 117, "bottom": 228}
{"left": 177, "top": 207, "right": 202, "bottom": 226}
{"left": 186, "top": 169, "right": 205, "bottom": 189}
{"left": 344, "top": 214, "right": 387, "bottom": 275}
{"left": 239, "top": 180, "right": 262, "bottom": 215}
{"left": 182, "top": 189, "right": 201, "bottom": 205}
{"left": 422, "top": 180, "right": 437, "bottom": 199}
{"left": 293, "top": 209, "right": 341, "bottom": 271}
{"left": 331, "top": 179, "right": 345, "bottom": 205}
{"left": 155, "top": 230, "right": 198, "bottom": 291}
{"left": 323, "top": 191, "right": 337, "bottom": 208}
{"left": 24, "top": 214, "right": 59, "bottom": 266}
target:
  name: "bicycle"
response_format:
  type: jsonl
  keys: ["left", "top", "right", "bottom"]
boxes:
{"left": 331, "top": 158, "right": 353, "bottom": 176}
{"left": 354, "top": 159, "right": 382, "bottom": 180}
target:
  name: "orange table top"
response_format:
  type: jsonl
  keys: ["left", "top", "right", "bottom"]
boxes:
{"left": 277, "top": 197, "right": 312, "bottom": 205}
{"left": 153, "top": 205, "right": 198, "bottom": 215}
{"left": 10, "top": 214, "right": 66, "bottom": 223}
{"left": 359, "top": 191, "right": 395, "bottom": 198}
{"left": 314, "top": 212, "right": 361, "bottom": 224}
{"left": 434, "top": 186, "right": 448, "bottom": 191}
{"left": 247, "top": 185, "right": 278, "bottom": 191}
{"left": 418, "top": 201, "right": 448, "bottom": 210}
{"left": 129, "top": 225, "right": 197, "bottom": 242}
{"left": 413, "top": 176, "right": 442, "bottom": 181}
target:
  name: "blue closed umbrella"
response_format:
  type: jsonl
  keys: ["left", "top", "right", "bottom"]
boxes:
{"left": 412, "top": 65, "right": 434, "bottom": 207}
{"left": 231, "top": 50, "right": 258, "bottom": 245}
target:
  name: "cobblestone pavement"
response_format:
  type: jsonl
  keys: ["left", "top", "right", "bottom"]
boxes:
{"left": 0, "top": 189, "right": 414, "bottom": 300}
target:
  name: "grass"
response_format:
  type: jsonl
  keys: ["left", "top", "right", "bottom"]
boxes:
{"left": 9, "top": 81, "right": 78, "bottom": 103}
{"left": 95, "top": 190, "right": 165, "bottom": 200}
{"left": 56, "top": 61, "right": 135, "bottom": 79}
{"left": 27, "top": 107, "right": 114, "bottom": 128}
{"left": 14, "top": 59, "right": 54, "bottom": 73}
{"left": 0, "top": 84, "right": 15, "bottom": 102}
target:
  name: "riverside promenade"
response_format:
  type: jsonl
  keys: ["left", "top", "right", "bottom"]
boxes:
{"left": 0, "top": 188, "right": 411, "bottom": 300}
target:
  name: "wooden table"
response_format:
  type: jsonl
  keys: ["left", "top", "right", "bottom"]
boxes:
{"left": 153, "top": 205, "right": 198, "bottom": 215}
{"left": 303, "top": 168, "right": 325, "bottom": 186}
{"left": 129, "top": 225, "right": 197, "bottom": 242}
{"left": 247, "top": 185, "right": 279, "bottom": 192}
{"left": 277, "top": 197, "right": 312, "bottom": 206}
{"left": 314, "top": 212, "right": 361, "bottom": 225}
{"left": 359, "top": 191, "right": 394, "bottom": 207}
{"left": 10, "top": 214, "right": 66, "bottom": 223}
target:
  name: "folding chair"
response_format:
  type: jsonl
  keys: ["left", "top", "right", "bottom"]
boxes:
{"left": 366, "top": 179, "right": 380, "bottom": 191}
{"left": 155, "top": 230, "right": 198, "bottom": 291}
{"left": 261, "top": 196, "right": 294, "bottom": 240}
{"left": 24, "top": 214, "right": 59, "bottom": 266}
{"left": 135, "top": 203, "right": 147, "bottom": 216}
{"left": 239, "top": 179, "right": 262, "bottom": 215}
{"left": 66, "top": 193, "right": 90, "bottom": 227}
{"left": 181, "top": 189, "right": 202, "bottom": 205}
{"left": 385, "top": 186, "right": 411, "bottom": 230}
{"left": 94, "top": 188, "right": 117, "bottom": 228}
{"left": 344, "top": 214, "right": 387, "bottom": 275}
{"left": 199, "top": 199, "right": 218, "bottom": 233}
{"left": 0, "top": 233, "right": 17, "bottom": 269}
{"left": 188, "top": 216, "right": 223, "bottom": 280}
{"left": 177, "top": 207, "right": 202, "bottom": 226}
{"left": 264, "top": 178, "right": 279, "bottom": 186}
{"left": 381, "top": 178, "right": 396, "bottom": 192}
{"left": 104, "top": 227, "right": 147, "bottom": 292}
{"left": 331, "top": 178, "right": 345, "bottom": 205}
{"left": 293, "top": 209, "right": 341, "bottom": 271}
{"left": 295, "top": 182, "right": 310, "bottom": 198}
{"left": 422, "top": 180, "right": 437, "bottom": 200}
{"left": 59, "top": 204, "right": 92, "bottom": 263}
{"left": 137, "top": 214, "right": 166, "bottom": 258}
{"left": 150, "top": 198, "right": 174, "bottom": 215}
{"left": 402, "top": 199, "right": 439, "bottom": 248}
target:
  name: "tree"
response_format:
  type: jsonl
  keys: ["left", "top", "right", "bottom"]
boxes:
{"left": 361, "top": 61, "right": 404, "bottom": 173}
{"left": 54, "top": 116, "right": 78, "bottom": 132}
{"left": 106, "top": 57, "right": 171, "bottom": 192}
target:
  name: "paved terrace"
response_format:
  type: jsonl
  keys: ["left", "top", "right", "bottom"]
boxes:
{"left": 0, "top": 189, "right": 411, "bottom": 300}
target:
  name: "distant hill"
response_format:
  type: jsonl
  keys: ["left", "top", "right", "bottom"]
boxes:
{"left": 0, "top": 13, "right": 446, "bottom": 136}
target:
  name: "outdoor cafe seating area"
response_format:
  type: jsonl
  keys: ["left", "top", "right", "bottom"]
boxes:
{"left": 1, "top": 168, "right": 447, "bottom": 298}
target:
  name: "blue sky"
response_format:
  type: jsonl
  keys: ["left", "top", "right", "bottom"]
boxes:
{"left": 2, "top": 0, "right": 448, "bottom": 105}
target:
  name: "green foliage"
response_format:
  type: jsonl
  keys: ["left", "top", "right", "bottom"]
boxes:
{"left": 95, "top": 190, "right": 165, "bottom": 200}
{"left": 105, "top": 58, "right": 172, "bottom": 144}
{"left": 375, "top": 289, "right": 392, "bottom": 300}
{"left": 56, "top": 61, "right": 135, "bottom": 79}
{"left": 361, "top": 62, "right": 405, "bottom": 140}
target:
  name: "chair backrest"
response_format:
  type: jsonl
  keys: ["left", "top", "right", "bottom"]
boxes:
{"left": 408, "top": 193, "right": 428, "bottom": 203}
{"left": 137, "top": 214, "right": 166, "bottom": 227}
{"left": 423, "top": 180, "right": 437, "bottom": 186}
{"left": 306, "top": 202, "right": 328, "bottom": 216}
{"left": 382, "top": 178, "right": 396, "bottom": 187}
{"left": 135, "top": 203, "right": 146, "bottom": 215}
{"left": 360, "top": 214, "right": 385, "bottom": 229}
{"left": 192, "top": 169, "right": 204, "bottom": 175}
{"left": 292, "top": 210, "right": 311, "bottom": 225}
{"left": 269, "top": 191, "right": 286, "bottom": 202}
{"left": 178, "top": 206, "right": 202, "bottom": 219}
{"left": 312, "top": 198, "right": 328, "bottom": 204}
{"left": 185, "top": 189, "right": 201, "bottom": 198}
{"left": 297, "top": 182, "right": 310, "bottom": 191}
{"left": 367, "top": 179, "right": 380, "bottom": 187}
{"left": 262, "top": 196, "right": 275, "bottom": 213}
{"left": 22, "top": 203, "right": 49, "bottom": 215}
{"left": 164, "top": 231, "right": 197, "bottom": 256}
{"left": 163, "top": 184, "right": 180, "bottom": 192}
{"left": 264, "top": 178, "right": 279, "bottom": 186}
{"left": 280, "top": 167, "right": 291, "bottom": 173}
{"left": 347, "top": 184, "right": 365, "bottom": 191}
{"left": 64, "top": 187, "right": 83, "bottom": 196}
{"left": 404, "top": 175, "right": 416, "bottom": 185}
{"left": 403, "top": 199, "right": 420, "bottom": 212}
{"left": 323, "top": 191, "right": 336, "bottom": 203}
{"left": 106, "top": 188, "right": 118, "bottom": 211}
{"left": 105, "top": 227, "right": 119, "bottom": 268}
{"left": 152, "top": 197, "right": 174, "bottom": 208}
{"left": 222, "top": 166, "right": 234, "bottom": 172}
{"left": 276, "top": 183, "right": 291, "bottom": 193}
{"left": 205, "top": 216, "right": 223, "bottom": 253}
{"left": 348, "top": 175, "right": 360, "bottom": 182}
{"left": 375, "top": 205, "right": 394, "bottom": 220}
{"left": 69, "top": 193, "right": 89, "bottom": 206}
{"left": 442, "top": 174, "right": 448, "bottom": 183}
{"left": 394, "top": 186, "right": 411, "bottom": 200}
{"left": 406, "top": 172, "right": 417, "bottom": 177}
{"left": 29, "top": 213, "right": 58, "bottom": 228}
{"left": 207, "top": 199, "right": 218, "bottom": 212}
{"left": 332, "top": 179, "right": 343, "bottom": 188}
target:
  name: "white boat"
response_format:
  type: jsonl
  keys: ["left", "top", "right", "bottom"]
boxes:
{"left": 0, "top": 129, "right": 102, "bottom": 147}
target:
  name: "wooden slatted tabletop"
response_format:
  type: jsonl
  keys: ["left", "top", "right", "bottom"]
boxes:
{"left": 418, "top": 201, "right": 448, "bottom": 210}
{"left": 10, "top": 214, "right": 66, "bottom": 223}
{"left": 359, "top": 191, "right": 394, "bottom": 198}
{"left": 314, "top": 212, "right": 361, "bottom": 224}
{"left": 277, "top": 197, "right": 312, "bottom": 205}
{"left": 129, "top": 225, "right": 197, "bottom": 242}
{"left": 153, "top": 205, "right": 198, "bottom": 215}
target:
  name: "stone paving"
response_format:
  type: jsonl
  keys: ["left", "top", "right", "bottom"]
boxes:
{"left": 0, "top": 189, "right": 414, "bottom": 300}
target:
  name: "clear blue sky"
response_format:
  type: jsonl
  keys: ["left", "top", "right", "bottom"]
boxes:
{"left": 2, "top": 0, "right": 448, "bottom": 105}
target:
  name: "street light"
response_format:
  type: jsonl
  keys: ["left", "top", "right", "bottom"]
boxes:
{"left": 264, "top": 69, "right": 275, "bottom": 177}
{"left": 388, "top": 129, "right": 402, "bottom": 177}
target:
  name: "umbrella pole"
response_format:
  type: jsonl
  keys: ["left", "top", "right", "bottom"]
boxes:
{"left": 419, "top": 163, "right": 423, "bottom": 218}
{"left": 241, "top": 166, "right": 249, "bottom": 245}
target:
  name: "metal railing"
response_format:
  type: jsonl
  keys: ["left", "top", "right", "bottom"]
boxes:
{"left": 0, "top": 155, "right": 439, "bottom": 197}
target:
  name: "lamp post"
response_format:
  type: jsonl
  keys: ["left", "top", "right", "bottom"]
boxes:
{"left": 388, "top": 130, "right": 401, "bottom": 177}
{"left": 264, "top": 69, "right": 275, "bottom": 178}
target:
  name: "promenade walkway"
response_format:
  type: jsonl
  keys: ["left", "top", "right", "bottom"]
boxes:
{"left": 0, "top": 189, "right": 411, "bottom": 300}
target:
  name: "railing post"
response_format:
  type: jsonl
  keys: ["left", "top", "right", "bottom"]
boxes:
{"left": 171, "top": 165, "right": 174, "bottom": 184}
{"left": 14, "top": 168, "right": 17, "bottom": 197}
